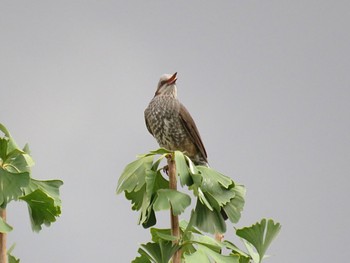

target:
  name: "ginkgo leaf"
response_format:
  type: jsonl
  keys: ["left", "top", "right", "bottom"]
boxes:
{"left": 134, "top": 241, "right": 178, "bottom": 263}
{"left": 0, "top": 216, "right": 13, "bottom": 233}
{"left": 124, "top": 168, "right": 168, "bottom": 228}
{"left": 223, "top": 240, "right": 250, "bottom": 261}
{"left": 184, "top": 244, "right": 240, "bottom": 263}
{"left": 236, "top": 219, "right": 281, "bottom": 263}
{"left": 125, "top": 185, "right": 146, "bottom": 211}
{"left": 184, "top": 249, "right": 211, "bottom": 263}
{"left": 0, "top": 169, "right": 30, "bottom": 207}
{"left": 20, "top": 189, "right": 61, "bottom": 232}
{"left": 196, "top": 187, "right": 213, "bottom": 211}
{"left": 191, "top": 234, "right": 222, "bottom": 253}
{"left": 193, "top": 199, "right": 226, "bottom": 234}
{"left": 8, "top": 254, "right": 20, "bottom": 263}
{"left": 150, "top": 228, "right": 177, "bottom": 242}
{"left": 174, "top": 151, "right": 191, "bottom": 186}
{"left": 125, "top": 185, "right": 155, "bottom": 227}
{"left": 147, "top": 148, "right": 172, "bottom": 156}
{"left": 23, "top": 179, "right": 63, "bottom": 206}
{"left": 185, "top": 156, "right": 199, "bottom": 175}
{"left": 242, "top": 239, "right": 260, "bottom": 263}
{"left": 0, "top": 123, "right": 19, "bottom": 155}
{"left": 0, "top": 123, "right": 11, "bottom": 137}
{"left": 7, "top": 244, "right": 20, "bottom": 263}
{"left": 189, "top": 165, "right": 236, "bottom": 213}
{"left": 145, "top": 169, "right": 168, "bottom": 202}
{"left": 2, "top": 149, "right": 34, "bottom": 173}
{"left": 180, "top": 214, "right": 202, "bottom": 236}
{"left": 132, "top": 252, "right": 151, "bottom": 263}
{"left": 153, "top": 189, "right": 191, "bottom": 216}
{"left": 0, "top": 138, "right": 8, "bottom": 161}
{"left": 117, "top": 155, "right": 154, "bottom": 194}
{"left": 196, "top": 166, "right": 233, "bottom": 189}
{"left": 222, "top": 184, "right": 246, "bottom": 224}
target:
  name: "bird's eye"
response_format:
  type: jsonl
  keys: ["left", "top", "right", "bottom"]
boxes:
{"left": 160, "top": 80, "right": 167, "bottom": 87}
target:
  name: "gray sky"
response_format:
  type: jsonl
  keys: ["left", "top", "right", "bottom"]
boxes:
{"left": 1, "top": 1, "right": 349, "bottom": 262}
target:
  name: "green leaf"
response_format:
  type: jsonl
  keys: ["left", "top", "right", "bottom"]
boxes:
{"left": 0, "top": 124, "right": 34, "bottom": 173}
{"left": 8, "top": 253, "right": 20, "bottom": 263}
{"left": 0, "top": 123, "right": 11, "bottom": 137}
{"left": 145, "top": 170, "right": 168, "bottom": 203}
{"left": 184, "top": 249, "right": 211, "bottom": 263}
{"left": 0, "top": 124, "right": 20, "bottom": 156}
{"left": 132, "top": 252, "right": 151, "bottom": 263}
{"left": 242, "top": 239, "right": 260, "bottom": 263}
{"left": 196, "top": 187, "right": 213, "bottom": 211}
{"left": 138, "top": 148, "right": 172, "bottom": 158}
{"left": 196, "top": 166, "right": 233, "bottom": 189}
{"left": 222, "top": 185, "right": 246, "bottom": 224}
{"left": 148, "top": 148, "right": 172, "bottom": 155}
{"left": 180, "top": 215, "right": 202, "bottom": 236}
{"left": 0, "top": 216, "right": 13, "bottom": 233}
{"left": 23, "top": 179, "right": 63, "bottom": 206}
{"left": 150, "top": 228, "right": 177, "bottom": 242}
{"left": 22, "top": 143, "right": 31, "bottom": 154}
{"left": 185, "top": 156, "right": 199, "bottom": 175}
{"left": 125, "top": 185, "right": 152, "bottom": 226}
{"left": 236, "top": 219, "right": 281, "bottom": 263}
{"left": 0, "top": 170, "right": 30, "bottom": 207}
{"left": 193, "top": 200, "right": 226, "bottom": 234}
{"left": 20, "top": 189, "right": 61, "bottom": 232}
{"left": 0, "top": 138, "right": 8, "bottom": 161}
{"left": 7, "top": 244, "right": 20, "bottom": 263}
{"left": 125, "top": 169, "right": 168, "bottom": 228}
{"left": 184, "top": 244, "right": 240, "bottom": 263}
{"left": 189, "top": 166, "right": 236, "bottom": 212}
{"left": 237, "top": 255, "right": 251, "bottom": 263}
{"left": 223, "top": 240, "right": 251, "bottom": 263}
{"left": 3, "top": 149, "right": 34, "bottom": 173}
{"left": 125, "top": 185, "right": 146, "bottom": 211}
{"left": 142, "top": 207, "right": 157, "bottom": 229}
{"left": 153, "top": 189, "right": 191, "bottom": 216}
{"left": 191, "top": 234, "right": 222, "bottom": 253}
{"left": 151, "top": 156, "right": 165, "bottom": 171}
{"left": 135, "top": 241, "right": 178, "bottom": 263}
{"left": 117, "top": 155, "right": 154, "bottom": 194}
{"left": 174, "top": 151, "right": 191, "bottom": 186}
{"left": 125, "top": 185, "right": 156, "bottom": 228}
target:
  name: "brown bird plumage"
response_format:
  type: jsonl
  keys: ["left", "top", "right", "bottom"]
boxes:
{"left": 144, "top": 72, "right": 208, "bottom": 166}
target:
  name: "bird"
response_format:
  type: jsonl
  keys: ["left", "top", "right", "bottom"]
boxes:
{"left": 144, "top": 72, "right": 208, "bottom": 166}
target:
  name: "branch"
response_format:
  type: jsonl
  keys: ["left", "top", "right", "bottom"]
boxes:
{"left": 0, "top": 208, "right": 7, "bottom": 263}
{"left": 167, "top": 155, "right": 181, "bottom": 263}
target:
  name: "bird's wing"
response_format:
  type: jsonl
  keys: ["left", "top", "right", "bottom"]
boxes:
{"left": 179, "top": 103, "right": 208, "bottom": 162}
{"left": 144, "top": 110, "right": 154, "bottom": 136}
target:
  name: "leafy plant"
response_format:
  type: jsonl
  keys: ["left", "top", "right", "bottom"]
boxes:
{"left": 0, "top": 123, "right": 63, "bottom": 262}
{"left": 117, "top": 149, "right": 281, "bottom": 262}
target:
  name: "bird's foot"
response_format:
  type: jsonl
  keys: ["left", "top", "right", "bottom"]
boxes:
{"left": 163, "top": 165, "right": 169, "bottom": 175}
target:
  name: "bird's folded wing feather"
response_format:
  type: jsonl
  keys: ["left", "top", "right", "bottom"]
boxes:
{"left": 179, "top": 103, "right": 208, "bottom": 162}
{"left": 144, "top": 111, "right": 154, "bottom": 136}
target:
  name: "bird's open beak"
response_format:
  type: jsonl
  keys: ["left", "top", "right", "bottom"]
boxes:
{"left": 167, "top": 72, "right": 177, "bottom": 85}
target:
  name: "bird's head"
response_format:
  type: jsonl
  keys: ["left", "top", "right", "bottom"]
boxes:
{"left": 154, "top": 72, "right": 178, "bottom": 97}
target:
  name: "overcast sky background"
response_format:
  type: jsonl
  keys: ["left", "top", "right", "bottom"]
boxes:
{"left": 1, "top": 1, "right": 349, "bottom": 262}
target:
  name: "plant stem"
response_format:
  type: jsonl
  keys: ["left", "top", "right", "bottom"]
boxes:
{"left": 0, "top": 208, "right": 7, "bottom": 263}
{"left": 167, "top": 155, "right": 181, "bottom": 263}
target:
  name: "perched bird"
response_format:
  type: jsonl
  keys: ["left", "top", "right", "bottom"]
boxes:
{"left": 144, "top": 72, "right": 208, "bottom": 166}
